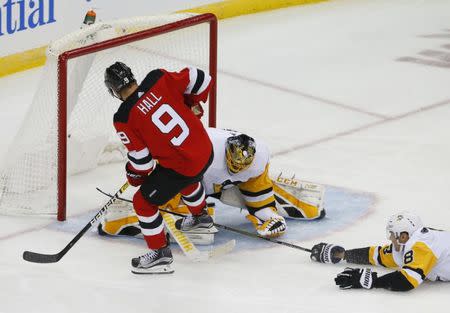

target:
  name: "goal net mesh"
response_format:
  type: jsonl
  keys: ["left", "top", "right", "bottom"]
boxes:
{"left": 0, "top": 13, "right": 214, "bottom": 217}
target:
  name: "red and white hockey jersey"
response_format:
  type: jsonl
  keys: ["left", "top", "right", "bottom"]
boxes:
{"left": 113, "top": 67, "right": 213, "bottom": 177}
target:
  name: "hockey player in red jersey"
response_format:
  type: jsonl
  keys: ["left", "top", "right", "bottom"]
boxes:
{"left": 104, "top": 62, "right": 214, "bottom": 274}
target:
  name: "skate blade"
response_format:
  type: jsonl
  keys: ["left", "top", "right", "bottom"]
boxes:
{"left": 131, "top": 264, "right": 174, "bottom": 275}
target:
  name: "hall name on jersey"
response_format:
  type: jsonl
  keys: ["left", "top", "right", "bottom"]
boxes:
{"left": 137, "top": 92, "right": 162, "bottom": 115}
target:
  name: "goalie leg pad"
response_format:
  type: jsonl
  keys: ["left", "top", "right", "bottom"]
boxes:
{"left": 273, "top": 179, "right": 325, "bottom": 220}
{"left": 98, "top": 199, "right": 142, "bottom": 238}
{"left": 99, "top": 193, "right": 218, "bottom": 245}
{"left": 98, "top": 216, "right": 142, "bottom": 237}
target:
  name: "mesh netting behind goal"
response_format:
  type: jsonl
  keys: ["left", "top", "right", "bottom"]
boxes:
{"left": 0, "top": 13, "right": 217, "bottom": 219}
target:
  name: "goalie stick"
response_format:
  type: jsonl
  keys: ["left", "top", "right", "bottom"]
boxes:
{"left": 23, "top": 182, "right": 130, "bottom": 264}
{"left": 161, "top": 211, "right": 235, "bottom": 262}
{"left": 95, "top": 187, "right": 235, "bottom": 261}
{"left": 96, "top": 187, "right": 312, "bottom": 253}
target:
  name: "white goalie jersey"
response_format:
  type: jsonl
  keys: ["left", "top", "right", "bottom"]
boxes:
{"left": 204, "top": 127, "right": 325, "bottom": 220}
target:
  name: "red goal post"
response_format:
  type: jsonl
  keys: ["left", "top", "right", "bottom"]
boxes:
{"left": 0, "top": 13, "right": 217, "bottom": 221}
{"left": 57, "top": 13, "right": 218, "bottom": 221}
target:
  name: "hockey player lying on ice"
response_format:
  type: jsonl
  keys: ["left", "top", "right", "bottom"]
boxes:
{"left": 310, "top": 212, "right": 449, "bottom": 291}
{"left": 98, "top": 127, "right": 325, "bottom": 242}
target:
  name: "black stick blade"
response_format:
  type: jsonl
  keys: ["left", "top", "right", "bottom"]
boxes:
{"left": 23, "top": 251, "right": 62, "bottom": 263}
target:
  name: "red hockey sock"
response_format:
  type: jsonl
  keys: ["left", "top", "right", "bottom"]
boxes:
{"left": 180, "top": 182, "right": 206, "bottom": 215}
{"left": 133, "top": 191, "right": 167, "bottom": 250}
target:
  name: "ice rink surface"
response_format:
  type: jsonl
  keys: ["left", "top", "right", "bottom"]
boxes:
{"left": 1, "top": 0, "right": 450, "bottom": 312}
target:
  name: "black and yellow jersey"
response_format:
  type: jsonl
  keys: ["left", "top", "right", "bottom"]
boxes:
{"left": 346, "top": 228, "right": 450, "bottom": 290}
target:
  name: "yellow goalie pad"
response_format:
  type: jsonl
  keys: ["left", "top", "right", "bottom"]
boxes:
{"left": 273, "top": 175, "right": 325, "bottom": 219}
{"left": 99, "top": 174, "right": 324, "bottom": 240}
{"left": 99, "top": 196, "right": 216, "bottom": 245}
{"left": 220, "top": 176, "right": 325, "bottom": 220}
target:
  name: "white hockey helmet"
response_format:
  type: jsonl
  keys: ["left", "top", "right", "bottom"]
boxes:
{"left": 386, "top": 212, "right": 423, "bottom": 241}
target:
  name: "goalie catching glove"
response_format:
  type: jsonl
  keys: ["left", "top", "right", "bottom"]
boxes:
{"left": 335, "top": 267, "right": 377, "bottom": 289}
{"left": 310, "top": 243, "right": 345, "bottom": 264}
{"left": 246, "top": 207, "right": 287, "bottom": 238}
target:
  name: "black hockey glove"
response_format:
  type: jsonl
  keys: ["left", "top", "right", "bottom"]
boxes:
{"left": 310, "top": 243, "right": 345, "bottom": 264}
{"left": 334, "top": 267, "right": 377, "bottom": 290}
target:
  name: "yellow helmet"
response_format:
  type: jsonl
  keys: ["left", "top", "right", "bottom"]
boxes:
{"left": 225, "top": 134, "right": 256, "bottom": 173}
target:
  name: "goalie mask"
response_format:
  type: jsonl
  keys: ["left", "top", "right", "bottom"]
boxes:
{"left": 225, "top": 134, "right": 256, "bottom": 173}
{"left": 104, "top": 62, "right": 136, "bottom": 99}
{"left": 386, "top": 212, "right": 423, "bottom": 246}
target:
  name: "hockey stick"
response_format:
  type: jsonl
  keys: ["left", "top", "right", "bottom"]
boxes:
{"left": 95, "top": 187, "right": 234, "bottom": 261}
{"left": 23, "top": 182, "right": 130, "bottom": 264}
{"left": 161, "top": 211, "right": 235, "bottom": 262}
{"left": 96, "top": 187, "right": 311, "bottom": 253}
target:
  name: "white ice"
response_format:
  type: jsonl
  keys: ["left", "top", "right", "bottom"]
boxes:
{"left": 1, "top": 0, "right": 450, "bottom": 312}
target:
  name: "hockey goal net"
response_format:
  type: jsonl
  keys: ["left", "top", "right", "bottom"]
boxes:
{"left": 0, "top": 13, "right": 217, "bottom": 221}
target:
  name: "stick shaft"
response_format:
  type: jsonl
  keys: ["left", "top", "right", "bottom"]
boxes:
{"left": 96, "top": 187, "right": 311, "bottom": 253}
{"left": 23, "top": 182, "right": 130, "bottom": 263}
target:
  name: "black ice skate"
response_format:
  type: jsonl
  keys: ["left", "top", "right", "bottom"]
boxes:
{"left": 175, "top": 210, "right": 214, "bottom": 232}
{"left": 131, "top": 246, "right": 174, "bottom": 274}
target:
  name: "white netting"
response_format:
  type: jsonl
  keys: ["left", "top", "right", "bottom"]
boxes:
{"left": 0, "top": 13, "right": 212, "bottom": 216}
